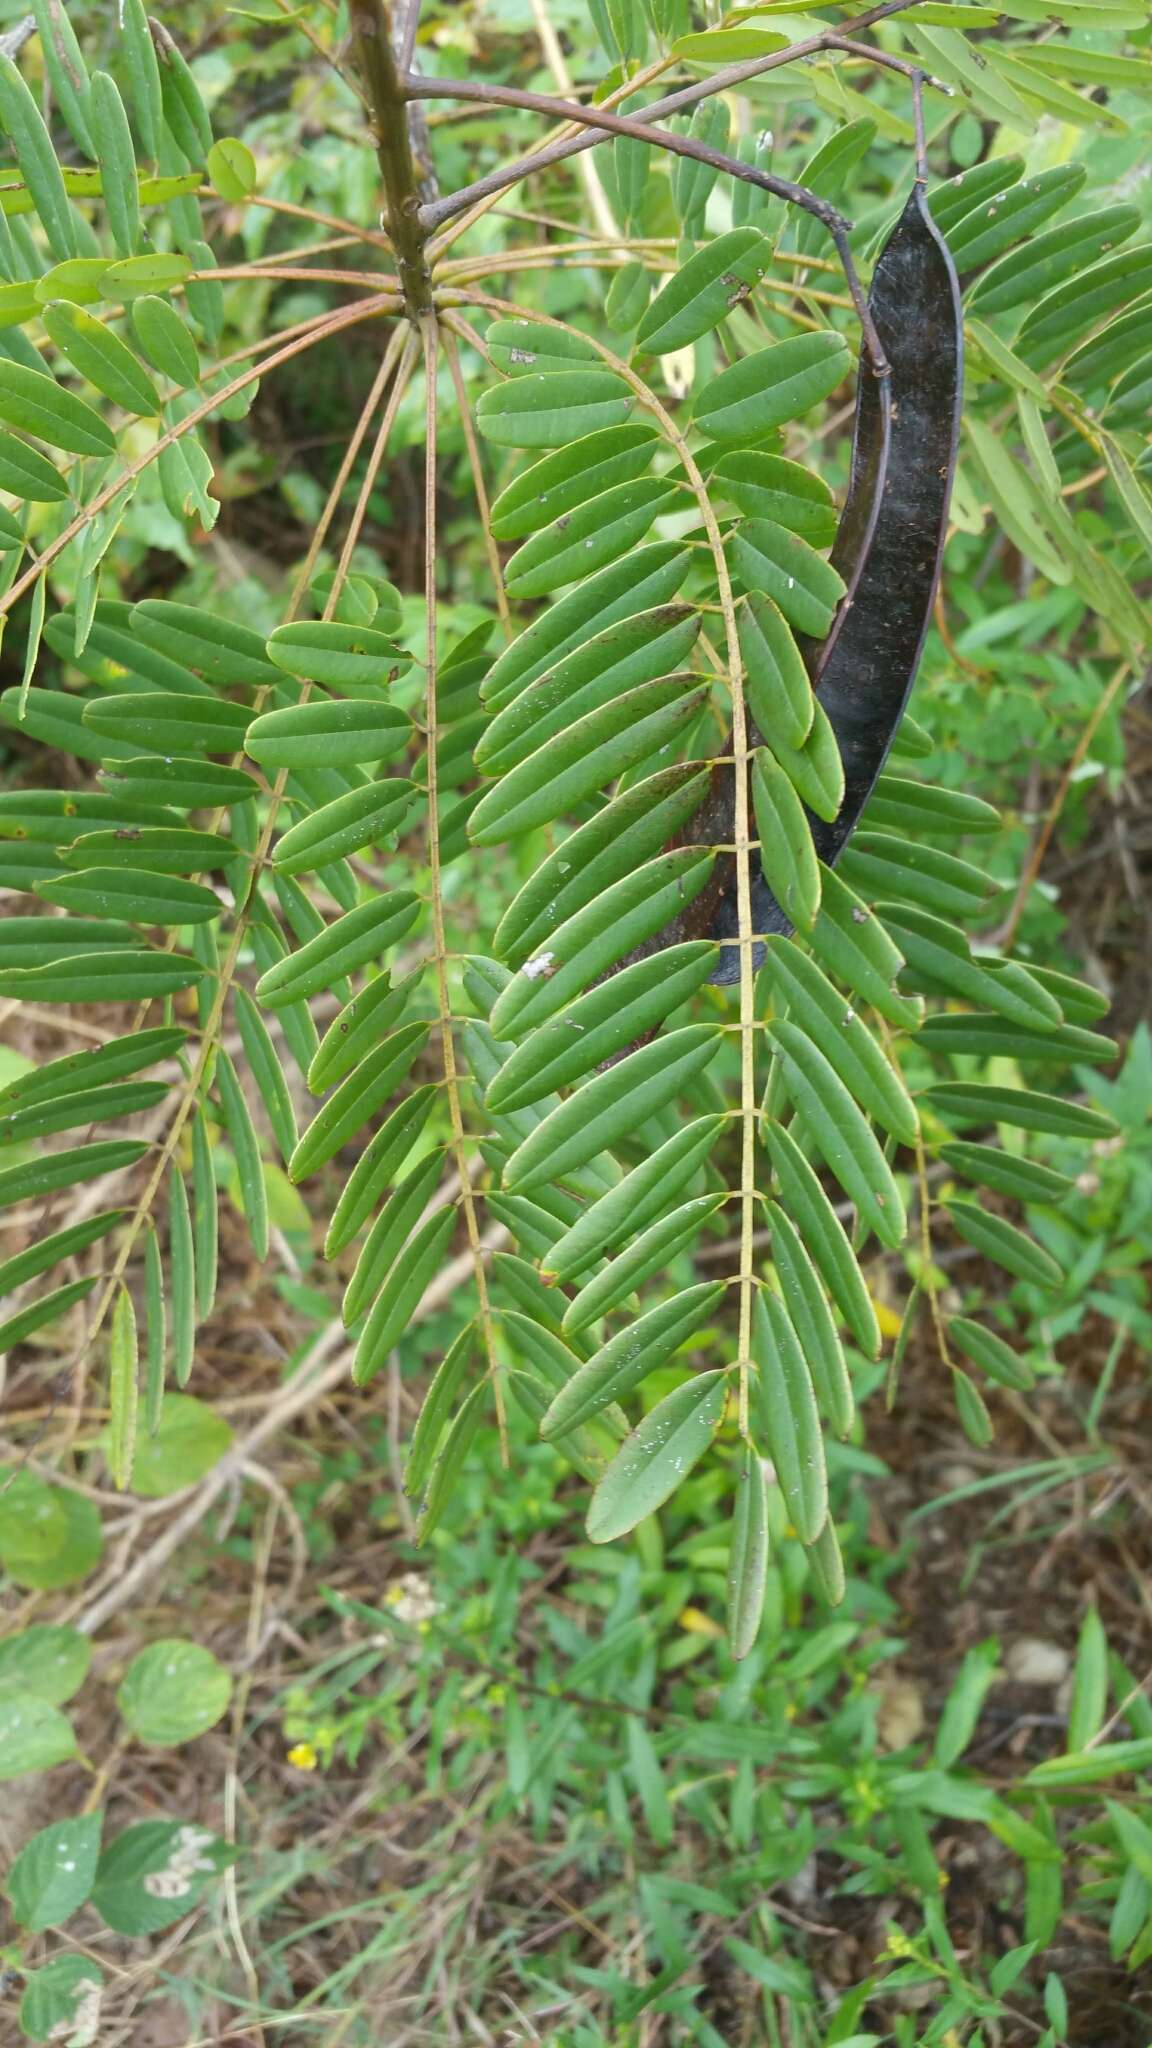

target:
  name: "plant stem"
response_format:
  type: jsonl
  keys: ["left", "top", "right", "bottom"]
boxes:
{"left": 349, "top": 0, "right": 432, "bottom": 317}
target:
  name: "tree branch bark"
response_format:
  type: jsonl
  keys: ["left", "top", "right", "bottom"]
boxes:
{"left": 349, "top": 0, "right": 432, "bottom": 317}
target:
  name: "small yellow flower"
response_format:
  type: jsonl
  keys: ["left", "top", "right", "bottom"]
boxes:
{"left": 287, "top": 1742, "right": 318, "bottom": 1772}
{"left": 679, "top": 1606, "right": 723, "bottom": 1638}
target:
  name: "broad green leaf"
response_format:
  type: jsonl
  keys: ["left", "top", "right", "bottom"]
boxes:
{"left": 505, "top": 477, "right": 679, "bottom": 599}
{"left": 477, "top": 604, "right": 699, "bottom": 776}
{"left": 944, "top": 1199, "right": 1064, "bottom": 1288}
{"left": 731, "top": 520, "right": 846, "bottom": 639}
{"left": 0, "top": 1625, "right": 91, "bottom": 1706}
{"left": 563, "top": 1194, "right": 725, "bottom": 1334}
{"left": 0, "top": 1470, "right": 101, "bottom": 1589}
{"left": 752, "top": 748, "right": 821, "bottom": 932}
{"left": 0, "top": 55, "right": 77, "bottom": 260}
{"left": 352, "top": 1203, "right": 456, "bottom": 1385}
{"left": 481, "top": 543, "right": 690, "bottom": 710}
{"left": 129, "top": 1392, "right": 231, "bottom": 1496}
{"left": 0, "top": 430, "right": 67, "bottom": 500}
{"left": 949, "top": 1315, "right": 1034, "bottom": 1391}
{"left": 763, "top": 937, "right": 918, "bottom": 1143}
{"left": 714, "top": 450, "right": 837, "bottom": 547}
{"left": 117, "top": 1638, "right": 232, "bottom": 1745}
{"left": 91, "top": 1820, "right": 234, "bottom": 1935}
{"left": 0, "top": 1277, "right": 97, "bottom": 1355}
{"left": 504, "top": 1026, "right": 720, "bottom": 1194}
{"left": 693, "top": 332, "right": 851, "bottom": 441}
{"left": 540, "top": 1283, "right": 725, "bottom": 1437}
{"left": 107, "top": 1286, "right": 139, "bottom": 1492}
{"left": 274, "top": 778, "right": 413, "bottom": 875}
{"left": 131, "top": 294, "right": 200, "bottom": 385}
{"left": 488, "top": 422, "right": 657, "bottom": 541}
{"left": 0, "top": 1692, "right": 77, "bottom": 1778}
{"left": 970, "top": 204, "right": 1139, "bottom": 316}
{"left": 753, "top": 1290, "right": 827, "bottom": 1544}
{"left": 950, "top": 163, "right": 1087, "bottom": 272}
{"left": 586, "top": 1369, "right": 728, "bottom": 1543}
{"left": 265, "top": 621, "right": 411, "bottom": 690}
{"left": 727, "top": 1446, "right": 770, "bottom": 1660}
{"left": 0, "top": 358, "right": 112, "bottom": 455}
{"left": 766, "top": 1201, "right": 854, "bottom": 1436}
{"left": 42, "top": 303, "right": 160, "bottom": 414}
{"left": 19, "top": 1958, "right": 104, "bottom": 2045}
{"left": 207, "top": 135, "right": 257, "bottom": 199}
{"left": 90, "top": 71, "right": 139, "bottom": 256}
{"left": 739, "top": 591, "right": 813, "bottom": 750}
{"left": 7, "top": 1813, "right": 102, "bottom": 1932}
{"left": 768, "top": 1022, "right": 906, "bottom": 1248}
{"left": 476, "top": 368, "right": 634, "bottom": 447}
{"left": 637, "top": 228, "right": 769, "bottom": 353}
{"left": 249, "top": 703, "right": 410, "bottom": 774}
{"left": 488, "top": 942, "right": 716, "bottom": 1110}
{"left": 940, "top": 1142, "right": 1073, "bottom": 1206}
{"left": 925, "top": 1082, "right": 1117, "bottom": 1140}
{"left": 470, "top": 677, "right": 706, "bottom": 844}
{"left": 255, "top": 891, "right": 421, "bottom": 1007}
{"left": 292, "top": 1023, "right": 429, "bottom": 1182}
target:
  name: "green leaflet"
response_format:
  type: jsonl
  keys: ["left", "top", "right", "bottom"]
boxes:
{"left": 290, "top": 1023, "right": 430, "bottom": 1181}
{"left": 476, "top": 368, "right": 635, "bottom": 448}
{"left": 0, "top": 432, "right": 67, "bottom": 501}
{"left": 0, "top": 56, "right": 77, "bottom": 261}
{"left": 190, "top": 1108, "right": 218, "bottom": 1321}
{"left": 353, "top": 1205, "right": 456, "bottom": 1387}
{"left": 486, "top": 319, "right": 600, "bottom": 375}
{"left": 265, "top": 622, "right": 411, "bottom": 690}
{"left": 0, "top": 915, "right": 140, "bottom": 968}
{"left": 102, "top": 758, "right": 256, "bottom": 810}
{"left": 952, "top": 1367, "right": 994, "bottom": 1447}
{"left": 865, "top": 772, "right": 1000, "bottom": 838}
{"left": 61, "top": 827, "right": 241, "bottom": 874}
{"left": 0, "top": 359, "right": 113, "bottom": 456}
{"left": 470, "top": 678, "right": 706, "bottom": 845}
{"left": 764, "top": 1027, "right": 906, "bottom": 1247}
{"left": 208, "top": 137, "right": 257, "bottom": 201}
{"left": 808, "top": 868, "right": 924, "bottom": 1025}
{"left": 82, "top": 693, "right": 251, "bottom": 756}
{"left": 0, "top": 1027, "right": 183, "bottom": 1112}
{"left": 234, "top": 988, "right": 296, "bottom": 1165}
{"left": 481, "top": 544, "right": 691, "bottom": 710}
{"left": 562, "top": 1195, "right": 725, "bottom": 1334}
{"left": 751, "top": 750, "right": 821, "bottom": 932}
{"left": 247, "top": 701, "right": 410, "bottom": 769}
{"left": 762, "top": 937, "right": 918, "bottom": 1144}
{"left": 156, "top": 23, "right": 212, "bottom": 158}
{"left": 925, "top": 1081, "right": 1116, "bottom": 1140}
{"left": 325, "top": 1083, "right": 438, "bottom": 1256}
{"left": 505, "top": 1369, "right": 614, "bottom": 1483}
{"left": 415, "top": 1380, "right": 487, "bottom": 1538}
{"left": 131, "top": 296, "right": 200, "bottom": 386}
{"left": 917, "top": 1014, "right": 1115, "bottom": 1064}
{"left": 878, "top": 904, "right": 1062, "bottom": 1033}
{"left": 714, "top": 451, "right": 837, "bottom": 548}
{"left": 307, "top": 968, "right": 421, "bottom": 1093}
{"left": 0, "top": 1080, "right": 166, "bottom": 1147}
{"left": 804, "top": 1517, "right": 846, "bottom": 1607}
{"left": 763, "top": 695, "right": 845, "bottom": 823}
{"left": 343, "top": 1146, "right": 446, "bottom": 1326}
{"left": 930, "top": 155, "right": 1025, "bottom": 238}
{"left": 0, "top": 1211, "right": 126, "bottom": 1297}
{"left": 478, "top": 606, "right": 700, "bottom": 777}
{"left": 636, "top": 228, "right": 769, "bottom": 353}
{"left": 1016, "top": 245, "right": 1152, "bottom": 367}
{"left": 131, "top": 600, "right": 280, "bottom": 688}
{"left": 944, "top": 1199, "right": 1064, "bottom": 1289}
{"left": 107, "top": 1288, "right": 139, "bottom": 1491}
{"left": 948, "top": 1317, "right": 1035, "bottom": 1392}
{"left": 255, "top": 892, "right": 421, "bottom": 1008}
{"left": 766, "top": 1201, "right": 854, "bottom": 1437}
{"left": 950, "top": 163, "right": 1088, "bottom": 273}
{"left": 505, "top": 478, "right": 680, "bottom": 599}
{"left": 487, "top": 942, "right": 717, "bottom": 1112}
{"left": 0, "top": 1278, "right": 97, "bottom": 1357}
{"left": 274, "top": 780, "right": 414, "bottom": 875}
{"left": 489, "top": 422, "right": 657, "bottom": 540}
{"left": 730, "top": 521, "right": 846, "bottom": 640}
{"left": 104, "top": 252, "right": 192, "bottom": 299}
{"left": 969, "top": 203, "right": 1139, "bottom": 315}
{"left": 605, "top": 258, "right": 650, "bottom": 333}
{"left": 504, "top": 1026, "right": 721, "bottom": 1194}
{"left": 693, "top": 332, "right": 851, "bottom": 441}
{"left": 545, "top": 1116, "right": 722, "bottom": 1282}
{"left": 41, "top": 304, "right": 160, "bottom": 416}
{"left": 0, "top": 950, "right": 204, "bottom": 1003}
{"left": 540, "top": 1282, "right": 724, "bottom": 1439}
{"left": 168, "top": 1163, "right": 196, "bottom": 1389}
{"left": 35, "top": 866, "right": 220, "bottom": 925}
{"left": 216, "top": 1051, "right": 268, "bottom": 1261}
{"left": 727, "top": 1446, "right": 769, "bottom": 1660}
{"left": 90, "top": 71, "right": 139, "bottom": 256}
{"left": 404, "top": 1323, "right": 476, "bottom": 1496}
{"left": 1, "top": 687, "right": 138, "bottom": 767}
{"left": 752, "top": 1290, "right": 827, "bottom": 1545}
{"left": 672, "top": 96, "right": 728, "bottom": 228}
{"left": 762, "top": 1124, "right": 887, "bottom": 1353}
{"left": 838, "top": 833, "right": 994, "bottom": 920}
{"left": 585, "top": 1369, "right": 728, "bottom": 1543}
{"left": 738, "top": 592, "right": 813, "bottom": 750}
{"left": 940, "top": 1141, "right": 1073, "bottom": 1205}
